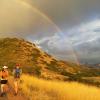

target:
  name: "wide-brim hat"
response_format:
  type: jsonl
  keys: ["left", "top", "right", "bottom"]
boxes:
{"left": 3, "top": 66, "right": 8, "bottom": 69}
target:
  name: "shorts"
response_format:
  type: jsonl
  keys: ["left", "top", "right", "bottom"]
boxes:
{"left": 0, "top": 79, "right": 8, "bottom": 84}
{"left": 14, "top": 78, "right": 20, "bottom": 83}
{"left": 14, "top": 78, "right": 20, "bottom": 87}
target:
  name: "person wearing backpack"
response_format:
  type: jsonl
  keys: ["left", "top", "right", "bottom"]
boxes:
{"left": 13, "top": 64, "right": 22, "bottom": 95}
{"left": 0, "top": 66, "right": 9, "bottom": 97}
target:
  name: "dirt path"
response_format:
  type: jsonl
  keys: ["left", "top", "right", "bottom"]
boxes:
{"left": 0, "top": 77, "right": 27, "bottom": 100}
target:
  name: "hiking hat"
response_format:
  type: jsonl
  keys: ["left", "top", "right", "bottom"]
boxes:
{"left": 16, "top": 64, "right": 20, "bottom": 66}
{"left": 3, "top": 66, "right": 8, "bottom": 69}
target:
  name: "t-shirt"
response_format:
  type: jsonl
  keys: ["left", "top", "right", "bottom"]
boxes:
{"left": 0, "top": 70, "right": 8, "bottom": 80}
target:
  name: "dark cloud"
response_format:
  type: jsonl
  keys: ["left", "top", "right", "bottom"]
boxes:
{"left": 31, "top": 0, "right": 100, "bottom": 30}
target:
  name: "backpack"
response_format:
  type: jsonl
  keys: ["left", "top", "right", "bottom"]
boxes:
{"left": 14, "top": 68, "right": 21, "bottom": 78}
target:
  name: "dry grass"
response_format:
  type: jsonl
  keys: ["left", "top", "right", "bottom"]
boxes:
{"left": 20, "top": 74, "right": 100, "bottom": 100}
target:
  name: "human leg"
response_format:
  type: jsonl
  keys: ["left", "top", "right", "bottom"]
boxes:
{"left": 14, "top": 80, "right": 18, "bottom": 95}
{"left": 0, "top": 80, "right": 8, "bottom": 96}
{"left": 1, "top": 84, "right": 4, "bottom": 93}
{"left": 0, "top": 84, "right": 5, "bottom": 96}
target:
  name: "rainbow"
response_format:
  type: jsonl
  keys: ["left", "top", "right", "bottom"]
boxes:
{"left": 16, "top": 0, "right": 80, "bottom": 65}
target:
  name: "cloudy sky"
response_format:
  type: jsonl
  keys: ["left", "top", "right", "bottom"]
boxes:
{"left": 0, "top": 0, "right": 100, "bottom": 64}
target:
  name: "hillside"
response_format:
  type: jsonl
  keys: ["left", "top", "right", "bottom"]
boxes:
{"left": 0, "top": 38, "right": 100, "bottom": 85}
{"left": 0, "top": 38, "right": 75, "bottom": 79}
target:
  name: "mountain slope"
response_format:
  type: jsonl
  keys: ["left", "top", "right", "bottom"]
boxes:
{"left": 0, "top": 38, "right": 80, "bottom": 78}
{"left": 0, "top": 38, "right": 99, "bottom": 84}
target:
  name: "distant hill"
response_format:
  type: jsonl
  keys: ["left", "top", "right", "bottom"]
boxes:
{"left": 0, "top": 38, "right": 100, "bottom": 85}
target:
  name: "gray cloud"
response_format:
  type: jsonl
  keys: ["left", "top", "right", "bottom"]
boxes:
{"left": 32, "top": 19, "right": 100, "bottom": 64}
{"left": 67, "top": 20, "right": 100, "bottom": 64}
{"left": 30, "top": 0, "right": 100, "bottom": 30}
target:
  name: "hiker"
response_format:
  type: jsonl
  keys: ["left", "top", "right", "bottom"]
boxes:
{"left": 13, "top": 64, "right": 22, "bottom": 95}
{"left": 0, "top": 66, "right": 9, "bottom": 97}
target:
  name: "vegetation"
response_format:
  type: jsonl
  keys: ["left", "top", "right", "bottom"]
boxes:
{"left": 46, "top": 61, "right": 60, "bottom": 72}
{"left": 20, "top": 75, "right": 100, "bottom": 100}
{"left": 0, "top": 38, "right": 100, "bottom": 86}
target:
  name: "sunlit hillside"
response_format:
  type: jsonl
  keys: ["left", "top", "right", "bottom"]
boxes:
{"left": 0, "top": 38, "right": 86, "bottom": 79}
{"left": 20, "top": 75, "right": 100, "bottom": 100}
{"left": 0, "top": 38, "right": 79, "bottom": 78}
{"left": 0, "top": 38, "right": 100, "bottom": 86}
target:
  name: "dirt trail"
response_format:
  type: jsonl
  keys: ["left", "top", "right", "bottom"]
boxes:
{"left": 0, "top": 77, "right": 27, "bottom": 100}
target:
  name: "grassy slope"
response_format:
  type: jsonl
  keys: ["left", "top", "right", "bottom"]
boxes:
{"left": 0, "top": 38, "right": 81, "bottom": 79}
{"left": 0, "top": 38, "right": 100, "bottom": 86}
{"left": 20, "top": 75, "right": 100, "bottom": 100}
